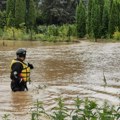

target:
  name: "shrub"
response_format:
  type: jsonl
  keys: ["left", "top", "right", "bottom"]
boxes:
{"left": 2, "top": 27, "right": 36, "bottom": 40}
{"left": 2, "top": 27, "right": 24, "bottom": 40}
{"left": 1, "top": 24, "right": 77, "bottom": 42}
{"left": 37, "top": 25, "right": 47, "bottom": 34}
{"left": 47, "top": 25, "right": 59, "bottom": 36}
{"left": 36, "top": 24, "right": 77, "bottom": 42}
{"left": 113, "top": 31, "right": 120, "bottom": 40}
{"left": 59, "top": 24, "right": 68, "bottom": 37}
{"left": 0, "top": 28, "right": 3, "bottom": 38}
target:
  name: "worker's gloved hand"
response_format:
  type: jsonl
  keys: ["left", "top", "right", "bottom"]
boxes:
{"left": 28, "top": 63, "right": 34, "bottom": 69}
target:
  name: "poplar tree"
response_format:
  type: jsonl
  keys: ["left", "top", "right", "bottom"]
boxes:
{"left": 6, "top": 0, "right": 15, "bottom": 27}
{"left": 98, "top": 0, "right": 104, "bottom": 37}
{"left": 15, "top": 0, "right": 26, "bottom": 27}
{"left": 91, "top": 0, "right": 101, "bottom": 40}
{"left": 117, "top": 0, "right": 120, "bottom": 31}
{"left": 76, "top": 0, "right": 86, "bottom": 38}
{"left": 26, "top": 0, "right": 36, "bottom": 30}
{"left": 87, "top": 0, "right": 104, "bottom": 38}
{"left": 0, "top": 11, "right": 6, "bottom": 28}
{"left": 108, "top": 0, "right": 119, "bottom": 37}
{"left": 87, "top": 0, "right": 93, "bottom": 36}
{"left": 101, "top": 0, "right": 109, "bottom": 37}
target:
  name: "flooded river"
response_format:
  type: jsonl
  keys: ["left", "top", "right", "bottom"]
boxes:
{"left": 0, "top": 40, "right": 120, "bottom": 119}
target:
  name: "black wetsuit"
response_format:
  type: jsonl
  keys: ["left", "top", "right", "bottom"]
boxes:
{"left": 10, "top": 58, "right": 34, "bottom": 92}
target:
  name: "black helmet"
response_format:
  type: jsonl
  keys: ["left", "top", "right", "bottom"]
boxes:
{"left": 16, "top": 48, "right": 26, "bottom": 58}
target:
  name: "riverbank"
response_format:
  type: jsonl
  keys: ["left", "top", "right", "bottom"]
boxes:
{"left": 0, "top": 38, "right": 119, "bottom": 47}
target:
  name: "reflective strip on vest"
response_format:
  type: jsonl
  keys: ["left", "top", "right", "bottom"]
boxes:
{"left": 10, "top": 59, "right": 30, "bottom": 82}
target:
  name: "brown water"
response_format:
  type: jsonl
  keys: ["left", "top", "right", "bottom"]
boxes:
{"left": 0, "top": 40, "right": 120, "bottom": 119}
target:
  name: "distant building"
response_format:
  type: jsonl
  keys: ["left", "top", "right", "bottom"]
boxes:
{"left": 0, "top": 0, "right": 6, "bottom": 10}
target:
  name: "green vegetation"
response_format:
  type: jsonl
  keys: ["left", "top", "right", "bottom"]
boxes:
{"left": 39, "top": 0, "right": 78, "bottom": 24}
{"left": 30, "top": 97, "right": 120, "bottom": 120}
{"left": 113, "top": 28, "right": 120, "bottom": 40}
{"left": 15, "top": 0, "right": 26, "bottom": 28}
{"left": 108, "top": 0, "right": 120, "bottom": 37}
{"left": 91, "top": 0, "right": 101, "bottom": 40}
{"left": 6, "top": 0, "right": 15, "bottom": 27}
{"left": 0, "top": 0, "right": 120, "bottom": 41}
{"left": 0, "top": 24, "right": 77, "bottom": 42}
{"left": 2, "top": 114, "right": 10, "bottom": 120}
{"left": 2, "top": 97, "right": 119, "bottom": 120}
{"left": 26, "top": 0, "right": 36, "bottom": 31}
{"left": 76, "top": 0, "right": 86, "bottom": 38}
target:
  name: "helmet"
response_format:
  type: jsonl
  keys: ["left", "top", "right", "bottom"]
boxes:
{"left": 16, "top": 48, "right": 26, "bottom": 58}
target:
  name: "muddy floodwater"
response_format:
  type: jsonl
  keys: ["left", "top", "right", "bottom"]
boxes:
{"left": 0, "top": 40, "right": 120, "bottom": 119}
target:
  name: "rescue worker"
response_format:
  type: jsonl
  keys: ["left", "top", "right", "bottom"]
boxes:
{"left": 10, "top": 48, "right": 34, "bottom": 92}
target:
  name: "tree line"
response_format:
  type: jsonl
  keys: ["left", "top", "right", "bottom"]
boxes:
{"left": 76, "top": 0, "right": 120, "bottom": 39}
{"left": 0, "top": 0, "right": 79, "bottom": 28}
{"left": 0, "top": 0, "right": 120, "bottom": 41}
{"left": 6, "top": 0, "right": 36, "bottom": 30}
